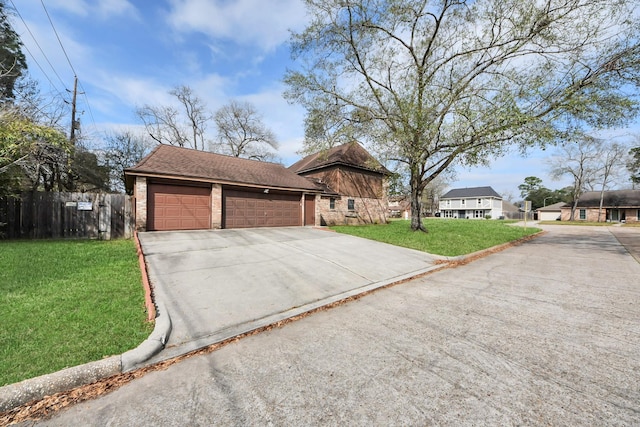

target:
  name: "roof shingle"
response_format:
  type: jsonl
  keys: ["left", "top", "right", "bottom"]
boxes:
{"left": 573, "top": 190, "right": 640, "bottom": 208}
{"left": 125, "top": 145, "right": 320, "bottom": 191}
{"left": 288, "top": 142, "right": 391, "bottom": 175}
{"left": 441, "top": 186, "right": 502, "bottom": 199}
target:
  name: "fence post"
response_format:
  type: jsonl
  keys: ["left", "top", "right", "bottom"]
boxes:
{"left": 99, "top": 193, "right": 112, "bottom": 240}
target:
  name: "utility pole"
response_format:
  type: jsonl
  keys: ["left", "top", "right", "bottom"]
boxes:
{"left": 69, "top": 76, "right": 78, "bottom": 145}
{"left": 65, "top": 76, "right": 80, "bottom": 190}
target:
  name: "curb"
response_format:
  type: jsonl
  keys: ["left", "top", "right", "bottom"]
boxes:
{"left": 0, "top": 305, "right": 171, "bottom": 413}
{"left": 441, "top": 230, "right": 545, "bottom": 263}
{"left": 0, "top": 235, "right": 172, "bottom": 414}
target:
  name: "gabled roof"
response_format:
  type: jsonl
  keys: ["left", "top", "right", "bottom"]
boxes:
{"left": 536, "top": 202, "right": 567, "bottom": 211}
{"left": 571, "top": 190, "right": 640, "bottom": 208}
{"left": 441, "top": 186, "right": 502, "bottom": 199}
{"left": 288, "top": 142, "right": 391, "bottom": 175}
{"left": 125, "top": 145, "right": 320, "bottom": 191}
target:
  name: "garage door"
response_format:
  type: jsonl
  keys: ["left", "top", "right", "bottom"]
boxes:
{"left": 224, "top": 189, "right": 301, "bottom": 228}
{"left": 148, "top": 183, "right": 211, "bottom": 231}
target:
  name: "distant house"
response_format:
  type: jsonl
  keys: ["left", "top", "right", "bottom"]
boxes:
{"left": 536, "top": 202, "right": 565, "bottom": 221}
{"left": 439, "top": 186, "right": 503, "bottom": 219}
{"left": 288, "top": 142, "right": 391, "bottom": 225}
{"left": 388, "top": 195, "right": 411, "bottom": 219}
{"left": 560, "top": 190, "right": 640, "bottom": 223}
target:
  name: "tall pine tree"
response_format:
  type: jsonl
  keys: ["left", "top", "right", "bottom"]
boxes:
{"left": 0, "top": 0, "right": 27, "bottom": 101}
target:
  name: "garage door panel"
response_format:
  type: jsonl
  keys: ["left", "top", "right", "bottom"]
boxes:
{"left": 223, "top": 189, "right": 301, "bottom": 228}
{"left": 149, "top": 183, "right": 212, "bottom": 231}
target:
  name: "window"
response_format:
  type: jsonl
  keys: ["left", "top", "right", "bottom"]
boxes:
{"left": 637, "top": 209, "right": 640, "bottom": 220}
{"left": 579, "top": 209, "right": 586, "bottom": 220}
{"left": 443, "top": 210, "right": 453, "bottom": 218}
{"left": 446, "top": 200, "right": 451, "bottom": 206}
{"left": 461, "top": 199, "right": 466, "bottom": 206}
{"left": 474, "top": 210, "right": 484, "bottom": 218}
{"left": 329, "top": 198, "right": 335, "bottom": 210}
{"left": 478, "top": 198, "right": 482, "bottom": 205}
{"left": 348, "top": 199, "right": 355, "bottom": 210}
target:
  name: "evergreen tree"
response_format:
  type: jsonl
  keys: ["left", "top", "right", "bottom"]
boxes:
{"left": 0, "top": 1, "right": 27, "bottom": 101}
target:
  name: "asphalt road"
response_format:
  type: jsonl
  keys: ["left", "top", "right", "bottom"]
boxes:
{"left": 20, "top": 225, "right": 640, "bottom": 426}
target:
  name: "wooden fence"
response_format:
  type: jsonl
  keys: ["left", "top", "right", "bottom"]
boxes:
{"left": 0, "top": 192, "right": 134, "bottom": 240}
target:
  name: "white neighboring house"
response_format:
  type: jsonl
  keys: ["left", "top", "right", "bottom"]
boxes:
{"left": 439, "top": 186, "right": 503, "bottom": 219}
{"left": 536, "top": 202, "right": 566, "bottom": 221}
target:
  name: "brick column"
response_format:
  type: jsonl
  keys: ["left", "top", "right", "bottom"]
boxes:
{"left": 135, "top": 177, "right": 147, "bottom": 231}
{"left": 211, "top": 183, "right": 222, "bottom": 229}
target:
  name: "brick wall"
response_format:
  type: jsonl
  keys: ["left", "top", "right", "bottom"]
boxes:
{"left": 561, "top": 207, "right": 640, "bottom": 222}
{"left": 625, "top": 209, "right": 640, "bottom": 223}
{"left": 318, "top": 195, "right": 387, "bottom": 225}
{"left": 134, "top": 177, "right": 147, "bottom": 231}
{"left": 211, "top": 184, "right": 222, "bottom": 229}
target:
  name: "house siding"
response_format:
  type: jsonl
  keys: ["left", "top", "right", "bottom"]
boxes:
{"left": 299, "top": 165, "right": 387, "bottom": 225}
{"left": 301, "top": 165, "right": 384, "bottom": 199}
{"left": 439, "top": 197, "right": 502, "bottom": 219}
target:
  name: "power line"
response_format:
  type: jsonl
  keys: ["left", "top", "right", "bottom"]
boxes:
{"left": 78, "top": 79, "right": 97, "bottom": 130}
{"left": 8, "top": 0, "right": 67, "bottom": 94}
{"left": 10, "top": 1, "right": 99, "bottom": 139}
{"left": 39, "top": 0, "right": 77, "bottom": 78}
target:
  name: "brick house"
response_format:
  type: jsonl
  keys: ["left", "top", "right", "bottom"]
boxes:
{"left": 288, "top": 142, "right": 391, "bottom": 225}
{"left": 125, "top": 143, "right": 390, "bottom": 231}
{"left": 125, "top": 145, "right": 321, "bottom": 231}
{"left": 560, "top": 190, "right": 640, "bottom": 223}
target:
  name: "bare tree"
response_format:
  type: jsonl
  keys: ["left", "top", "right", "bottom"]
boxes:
{"left": 170, "top": 85, "right": 208, "bottom": 151}
{"left": 627, "top": 136, "right": 640, "bottom": 189}
{"left": 301, "top": 94, "right": 362, "bottom": 155}
{"left": 213, "top": 100, "right": 279, "bottom": 161}
{"left": 285, "top": 0, "right": 640, "bottom": 232}
{"left": 136, "top": 85, "right": 209, "bottom": 150}
{"left": 594, "top": 142, "right": 628, "bottom": 221}
{"left": 102, "top": 130, "right": 151, "bottom": 192}
{"left": 549, "top": 135, "right": 602, "bottom": 221}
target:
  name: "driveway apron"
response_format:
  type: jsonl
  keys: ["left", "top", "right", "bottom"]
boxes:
{"left": 138, "top": 227, "right": 441, "bottom": 362}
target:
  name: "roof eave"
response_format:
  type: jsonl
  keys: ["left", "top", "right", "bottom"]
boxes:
{"left": 124, "top": 170, "right": 321, "bottom": 193}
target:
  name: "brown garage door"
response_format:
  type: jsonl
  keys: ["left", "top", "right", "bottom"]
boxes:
{"left": 148, "top": 183, "right": 211, "bottom": 231}
{"left": 224, "top": 189, "right": 301, "bottom": 228}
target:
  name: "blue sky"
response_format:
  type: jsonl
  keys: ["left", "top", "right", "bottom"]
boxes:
{"left": 10, "top": 0, "right": 640, "bottom": 199}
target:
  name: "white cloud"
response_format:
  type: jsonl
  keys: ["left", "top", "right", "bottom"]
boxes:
{"left": 96, "top": 0, "right": 138, "bottom": 19}
{"left": 28, "top": 0, "right": 137, "bottom": 19}
{"left": 166, "top": 0, "right": 308, "bottom": 51}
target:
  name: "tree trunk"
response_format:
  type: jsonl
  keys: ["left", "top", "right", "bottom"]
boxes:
{"left": 570, "top": 199, "right": 578, "bottom": 221}
{"left": 597, "top": 186, "right": 605, "bottom": 222}
{"left": 410, "top": 169, "right": 427, "bottom": 232}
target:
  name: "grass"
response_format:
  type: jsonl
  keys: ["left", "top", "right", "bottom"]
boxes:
{"left": 0, "top": 239, "right": 152, "bottom": 387}
{"left": 330, "top": 219, "right": 541, "bottom": 257}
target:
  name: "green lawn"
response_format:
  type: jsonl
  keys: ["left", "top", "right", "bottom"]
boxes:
{"left": 0, "top": 239, "right": 152, "bottom": 387}
{"left": 330, "top": 219, "right": 541, "bottom": 257}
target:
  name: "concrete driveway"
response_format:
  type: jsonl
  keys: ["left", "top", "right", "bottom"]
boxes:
{"left": 26, "top": 224, "right": 640, "bottom": 426}
{"left": 138, "top": 227, "right": 443, "bottom": 362}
